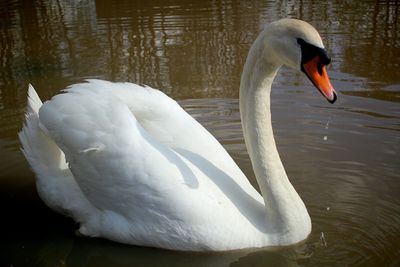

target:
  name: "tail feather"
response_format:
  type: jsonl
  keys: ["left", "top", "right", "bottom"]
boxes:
{"left": 19, "top": 85, "right": 67, "bottom": 173}
{"left": 26, "top": 84, "right": 42, "bottom": 115}
{"left": 19, "top": 84, "right": 95, "bottom": 221}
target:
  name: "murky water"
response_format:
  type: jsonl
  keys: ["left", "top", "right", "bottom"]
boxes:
{"left": 1, "top": 0, "right": 399, "bottom": 266}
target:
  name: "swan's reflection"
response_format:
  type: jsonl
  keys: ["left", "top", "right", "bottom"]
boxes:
{"left": 36, "top": 235, "right": 318, "bottom": 267}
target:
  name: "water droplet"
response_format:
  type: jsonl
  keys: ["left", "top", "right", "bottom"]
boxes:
{"left": 320, "top": 232, "right": 328, "bottom": 247}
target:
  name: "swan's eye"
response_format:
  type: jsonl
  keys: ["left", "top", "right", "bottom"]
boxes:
{"left": 297, "top": 38, "right": 306, "bottom": 46}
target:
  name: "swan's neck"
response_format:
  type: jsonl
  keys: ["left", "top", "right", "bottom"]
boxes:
{"left": 240, "top": 32, "right": 310, "bottom": 239}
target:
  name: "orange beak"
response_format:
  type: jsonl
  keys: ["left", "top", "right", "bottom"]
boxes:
{"left": 302, "top": 56, "right": 337, "bottom": 103}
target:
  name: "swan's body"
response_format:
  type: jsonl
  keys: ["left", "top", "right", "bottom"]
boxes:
{"left": 19, "top": 19, "right": 336, "bottom": 251}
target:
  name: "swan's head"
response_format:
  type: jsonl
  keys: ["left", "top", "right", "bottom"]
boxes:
{"left": 264, "top": 19, "right": 337, "bottom": 103}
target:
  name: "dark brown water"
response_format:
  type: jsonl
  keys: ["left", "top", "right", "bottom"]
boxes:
{"left": 1, "top": 0, "right": 399, "bottom": 266}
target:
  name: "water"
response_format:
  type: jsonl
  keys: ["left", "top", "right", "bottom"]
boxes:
{"left": 1, "top": 0, "right": 399, "bottom": 266}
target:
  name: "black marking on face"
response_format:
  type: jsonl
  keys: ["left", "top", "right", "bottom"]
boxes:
{"left": 297, "top": 38, "right": 331, "bottom": 66}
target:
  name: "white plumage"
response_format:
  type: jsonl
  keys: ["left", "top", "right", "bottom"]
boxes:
{"left": 20, "top": 80, "right": 266, "bottom": 250}
{"left": 19, "top": 19, "right": 336, "bottom": 251}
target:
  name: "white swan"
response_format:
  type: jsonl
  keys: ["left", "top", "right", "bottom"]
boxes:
{"left": 19, "top": 19, "right": 336, "bottom": 251}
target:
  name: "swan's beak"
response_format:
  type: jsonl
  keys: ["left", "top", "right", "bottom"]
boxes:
{"left": 302, "top": 56, "right": 337, "bottom": 103}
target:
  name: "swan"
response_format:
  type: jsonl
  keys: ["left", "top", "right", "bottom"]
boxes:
{"left": 19, "top": 19, "right": 336, "bottom": 251}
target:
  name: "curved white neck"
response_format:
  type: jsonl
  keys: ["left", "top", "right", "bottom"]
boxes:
{"left": 240, "top": 32, "right": 310, "bottom": 240}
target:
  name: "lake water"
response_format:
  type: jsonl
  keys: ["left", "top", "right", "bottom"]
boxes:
{"left": 1, "top": 0, "right": 399, "bottom": 266}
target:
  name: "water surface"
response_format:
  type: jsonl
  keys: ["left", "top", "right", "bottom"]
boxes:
{"left": 1, "top": 1, "right": 399, "bottom": 266}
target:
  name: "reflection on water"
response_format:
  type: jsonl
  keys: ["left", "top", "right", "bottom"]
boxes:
{"left": 21, "top": 235, "right": 309, "bottom": 267}
{"left": 0, "top": 0, "right": 399, "bottom": 266}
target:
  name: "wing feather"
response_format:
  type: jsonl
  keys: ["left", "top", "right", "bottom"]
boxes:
{"left": 39, "top": 81, "right": 208, "bottom": 221}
